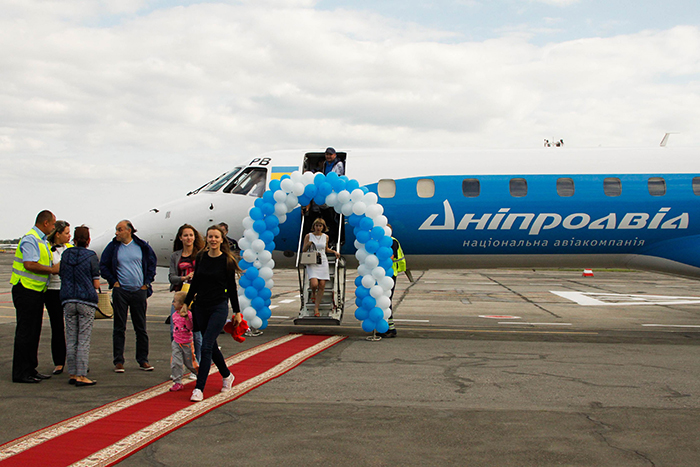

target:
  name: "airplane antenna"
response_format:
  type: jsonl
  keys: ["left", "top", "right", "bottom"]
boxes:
{"left": 660, "top": 132, "right": 678, "bottom": 147}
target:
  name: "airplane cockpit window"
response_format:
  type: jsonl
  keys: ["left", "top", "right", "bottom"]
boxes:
{"left": 604, "top": 178, "right": 622, "bottom": 197}
{"left": 203, "top": 168, "right": 243, "bottom": 192}
{"left": 648, "top": 177, "right": 666, "bottom": 196}
{"left": 416, "top": 179, "right": 435, "bottom": 198}
{"left": 509, "top": 178, "right": 527, "bottom": 197}
{"left": 693, "top": 177, "right": 700, "bottom": 196}
{"left": 556, "top": 178, "right": 575, "bottom": 197}
{"left": 378, "top": 179, "right": 396, "bottom": 198}
{"left": 462, "top": 179, "right": 480, "bottom": 198}
{"left": 223, "top": 167, "right": 267, "bottom": 198}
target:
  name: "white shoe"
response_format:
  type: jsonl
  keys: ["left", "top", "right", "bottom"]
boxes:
{"left": 190, "top": 388, "right": 203, "bottom": 402}
{"left": 221, "top": 373, "right": 235, "bottom": 392}
{"left": 186, "top": 373, "right": 197, "bottom": 381}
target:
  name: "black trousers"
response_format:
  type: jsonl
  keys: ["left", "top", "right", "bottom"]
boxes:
{"left": 112, "top": 287, "right": 149, "bottom": 365}
{"left": 12, "top": 283, "right": 45, "bottom": 381}
{"left": 43, "top": 289, "right": 66, "bottom": 367}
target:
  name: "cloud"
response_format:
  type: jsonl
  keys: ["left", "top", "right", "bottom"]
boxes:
{"left": 1, "top": 1, "right": 699, "bottom": 237}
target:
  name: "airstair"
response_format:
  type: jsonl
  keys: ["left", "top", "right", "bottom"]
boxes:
{"left": 294, "top": 213, "right": 346, "bottom": 325}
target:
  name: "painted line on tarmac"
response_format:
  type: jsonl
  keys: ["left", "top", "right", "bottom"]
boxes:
{"left": 271, "top": 315, "right": 291, "bottom": 319}
{"left": 641, "top": 324, "right": 700, "bottom": 328}
{"left": 498, "top": 322, "right": 572, "bottom": 326}
{"left": 393, "top": 319, "right": 430, "bottom": 323}
{"left": 397, "top": 327, "right": 597, "bottom": 335}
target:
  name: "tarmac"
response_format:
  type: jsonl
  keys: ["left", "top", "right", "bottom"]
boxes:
{"left": 1, "top": 252, "right": 699, "bottom": 466}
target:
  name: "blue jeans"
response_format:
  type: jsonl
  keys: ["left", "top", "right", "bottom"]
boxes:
{"left": 170, "top": 304, "right": 202, "bottom": 362}
{"left": 194, "top": 300, "right": 231, "bottom": 391}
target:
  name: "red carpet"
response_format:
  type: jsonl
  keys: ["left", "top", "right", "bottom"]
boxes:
{"left": 0, "top": 333, "right": 345, "bottom": 467}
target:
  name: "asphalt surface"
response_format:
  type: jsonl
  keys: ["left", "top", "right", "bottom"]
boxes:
{"left": 1, "top": 252, "right": 699, "bottom": 466}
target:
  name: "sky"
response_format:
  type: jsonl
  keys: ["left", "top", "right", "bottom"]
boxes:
{"left": 1, "top": 0, "right": 700, "bottom": 239}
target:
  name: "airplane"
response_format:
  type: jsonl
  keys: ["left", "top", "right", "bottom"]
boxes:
{"left": 92, "top": 145, "right": 700, "bottom": 280}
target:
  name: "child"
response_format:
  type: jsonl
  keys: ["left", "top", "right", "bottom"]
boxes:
{"left": 170, "top": 291, "right": 198, "bottom": 392}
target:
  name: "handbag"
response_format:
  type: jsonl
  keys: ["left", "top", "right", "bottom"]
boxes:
{"left": 95, "top": 289, "right": 114, "bottom": 319}
{"left": 300, "top": 243, "right": 322, "bottom": 265}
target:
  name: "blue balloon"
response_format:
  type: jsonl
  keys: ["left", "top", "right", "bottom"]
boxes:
{"left": 380, "top": 259, "right": 394, "bottom": 272}
{"left": 375, "top": 319, "right": 389, "bottom": 334}
{"left": 238, "top": 259, "right": 252, "bottom": 270}
{"left": 252, "top": 277, "right": 266, "bottom": 290}
{"left": 331, "top": 178, "right": 346, "bottom": 192}
{"left": 254, "top": 198, "right": 264, "bottom": 208}
{"left": 348, "top": 214, "right": 361, "bottom": 227}
{"left": 272, "top": 226, "right": 280, "bottom": 236}
{"left": 359, "top": 217, "right": 374, "bottom": 231}
{"left": 354, "top": 276, "right": 363, "bottom": 287}
{"left": 361, "top": 319, "right": 376, "bottom": 333}
{"left": 362, "top": 296, "right": 377, "bottom": 310}
{"left": 258, "top": 307, "right": 272, "bottom": 320}
{"left": 369, "top": 307, "right": 384, "bottom": 322}
{"left": 355, "top": 286, "right": 369, "bottom": 298}
{"left": 251, "top": 297, "right": 264, "bottom": 310}
{"left": 379, "top": 235, "right": 393, "bottom": 248}
{"left": 319, "top": 182, "right": 333, "bottom": 196}
{"left": 245, "top": 286, "right": 258, "bottom": 299}
{"left": 261, "top": 202, "right": 275, "bottom": 216}
{"left": 244, "top": 267, "right": 259, "bottom": 279}
{"left": 346, "top": 179, "right": 360, "bottom": 192}
{"left": 356, "top": 230, "right": 371, "bottom": 244}
{"left": 264, "top": 298, "right": 271, "bottom": 307}
{"left": 265, "top": 241, "right": 275, "bottom": 251}
{"left": 260, "top": 230, "right": 274, "bottom": 243}
{"left": 259, "top": 288, "right": 272, "bottom": 300}
{"left": 280, "top": 174, "right": 291, "bottom": 181}
{"left": 365, "top": 239, "right": 379, "bottom": 254}
{"left": 361, "top": 187, "right": 369, "bottom": 194}
{"left": 303, "top": 184, "right": 317, "bottom": 198}
{"left": 258, "top": 319, "right": 268, "bottom": 330}
{"left": 355, "top": 297, "right": 363, "bottom": 307}
{"left": 239, "top": 276, "right": 251, "bottom": 288}
{"left": 355, "top": 307, "right": 369, "bottom": 321}
{"left": 249, "top": 207, "right": 263, "bottom": 221}
{"left": 265, "top": 215, "right": 279, "bottom": 230}
{"left": 269, "top": 179, "right": 281, "bottom": 192}
{"left": 314, "top": 173, "right": 326, "bottom": 186}
{"left": 263, "top": 190, "right": 275, "bottom": 203}
{"left": 313, "top": 193, "right": 327, "bottom": 206}
{"left": 298, "top": 194, "right": 311, "bottom": 206}
{"left": 371, "top": 226, "right": 385, "bottom": 240}
{"left": 253, "top": 220, "right": 267, "bottom": 233}
{"left": 376, "top": 246, "right": 392, "bottom": 260}
{"left": 326, "top": 171, "right": 339, "bottom": 184}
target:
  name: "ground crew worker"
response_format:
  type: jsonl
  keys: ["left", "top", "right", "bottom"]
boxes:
{"left": 11, "top": 210, "right": 60, "bottom": 383}
{"left": 379, "top": 224, "right": 405, "bottom": 338}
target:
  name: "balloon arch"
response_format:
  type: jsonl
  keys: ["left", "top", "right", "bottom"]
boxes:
{"left": 236, "top": 170, "right": 394, "bottom": 334}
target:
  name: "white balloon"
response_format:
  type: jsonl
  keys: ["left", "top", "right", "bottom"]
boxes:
{"left": 274, "top": 202, "right": 287, "bottom": 216}
{"left": 238, "top": 287, "right": 246, "bottom": 297}
{"left": 259, "top": 267, "right": 274, "bottom": 280}
{"left": 280, "top": 178, "right": 294, "bottom": 193}
{"left": 290, "top": 171, "right": 302, "bottom": 183}
{"left": 355, "top": 248, "right": 368, "bottom": 262}
{"left": 250, "top": 316, "right": 263, "bottom": 329}
{"left": 265, "top": 279, "right": 274, "bottom": 289}
{"left": 350, "top": 189, "right": 365, "bottom": 203}
{"left": 242, "top": 217, "right": 254, "bottom": 229}
{"left": 379, "top": 276, "right": 394, "bottom": 290}
{"left": 277, "top": 213, "right": 287, "bottom": 224}
{"left": 361, "top": 274, "right": 376, "bottom": 289}
{"left": 376, "top": 295, "right": 391, "bottom": 309}
{"left": 334, "top": 203, "right": 344, "bottom": 215}
{"left": 303, "top": 171, "right": 315, "bottom": 185}
{"left": 242, "top": 249, "right": 257, "bottom": 263}
{"left": 374, "top": 215, "right": 388, "bottom": 227}
{"left": 251, "top": 239, "right": 265, "bottom": 252}
{"left": 371, "top": 266, "right": 386, "bottom": 280}
{"left": 243, "top": 229, "right": 259, "bottom": 241}
{"left": 352, "top": 201, "right": 367, "bottom": 216}
{"left": 384, "top": 226, "right": 392, "bottom": 237}
{"left": 258, "top": 250, "right": 272, "bottom": 264}
{"left": 383, "top": 288, "right": 392, "bottom": 297}
{"left": 238, "top": 238, "right": 251, "bottom": 251}
{"left": 383, "top": 308, "right": 392, "bottom": 320}
{"left": 357, "top": 264, "right": 370, "bottom": 276}
{"left": 370, "top": 285, "right": 384, "bottom": 298}
{"left": 341, "top": 202, "right": 354, "bottom": 217}
{"left": 366, "top": 204, "right": 383, "bottom": 219}
{"left": 253, "top": 259, "right": 262, "bottom": 269}
{"left": 292, "top": 183, "right": 305, "bottom": 196}
{"left": 354, "top": 239, "right": 362, "bottom": 250}
{"left": 325, "top": 192, "right": 338, "bottom": 207}
{"left": 363, "top": 192, "right": 378, "bottom": 206}
{"left": 285, "top": 193, "right": 298, "bottom": 209}
{"left": 273, "top": 190, "right": 287, "bottom": 203}
{"left": 243, "top": 307, "right": 257, "bottom": 321}
{"left": 263, "top": 259, "right": 275, "bottom": 269}
{"left": 238, "top": 295, "right": 251, "bottom": 309}
{"left": 337, "top": 190, "right": 351, "bottom": 204}
{"left": 364, "top": 254, "right": 379, "bottom": 269}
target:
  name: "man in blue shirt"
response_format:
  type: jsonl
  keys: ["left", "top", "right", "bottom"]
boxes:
{"left": 100, "top": 220, "right": 157, "bottom": 373}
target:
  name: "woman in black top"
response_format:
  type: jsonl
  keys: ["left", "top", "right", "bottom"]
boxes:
{"left": 183, "top": 225, "right": 241, "bottom": 402}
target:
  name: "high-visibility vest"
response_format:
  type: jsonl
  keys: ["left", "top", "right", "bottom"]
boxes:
{"left": 391, "top": 237, "right": 406, "bottom": 276}
{"left": 10, "top": 229, "right": 52, "bottom": 292}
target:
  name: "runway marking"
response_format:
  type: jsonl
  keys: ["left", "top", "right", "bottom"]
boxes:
{"left": 498, "top": 322, "right": 572, "bottom": 326}
{"left": 641, "top": 324, "right": 700, "bottom": 328}
{"left": 271, "top": 315, "right": 290, "bottom": 319}
{"left": 479, "top": 315, "right": 521, "bottom": 319}
{"left": 269, "top": 305, "right": 278, "bottom": 309}
{"left": 393, "top": 319, "right": 430, "bottom": 323}
{"left": 551, "top": 291, "right": 700, "bottom": 306}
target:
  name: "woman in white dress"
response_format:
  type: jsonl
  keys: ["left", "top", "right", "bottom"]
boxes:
{"left": 303, "top": 218, "right": 340, "bottom": 316}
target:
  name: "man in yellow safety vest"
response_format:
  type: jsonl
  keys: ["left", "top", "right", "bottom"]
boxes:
{"left": 11, "top": 210, "right": 60, "bottom": 383}
{"left": 378, "top": 225, "right": 406, "bottom": 338}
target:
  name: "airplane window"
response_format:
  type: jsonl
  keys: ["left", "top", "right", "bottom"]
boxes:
{"left": 556, "top": 178, "right": 575, "bottom": 197}
{"left": 378, "top": 179, "right": 396, "bottom": 198}
{"left": 462, "top": 179, "right": 480, "bottom": 198}
{"left": 203, "top": 168, "right": 243, "bottom": 192}
{"left": 604, "top": 177, "right": 622, "bottom": 197}
{"left": 648, "top": 177, "right": 666, "bottom": 196}
{"left": 224, "top": 167, "right": 267, "bottom": 197}
{"left": 694, "top": 177, "right": 700, "bottom": 196}
{"left": 509, "top": 178, "right": 527, "bottom": 197}
{"left": 417, "top": 179, "right": 435, "bottom": 198}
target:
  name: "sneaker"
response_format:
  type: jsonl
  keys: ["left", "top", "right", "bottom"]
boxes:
{"left": 169, "top": 383, "right": 184, "bottom": 392}
{"left": 186, "top": 373, "right": 197, "bottom": 381}
{"left": 114, "top": 363, "right": 125, "bottom": 373}
{"left": 221, "top": 373, "right": 235, "bottom": 392}
{"left": 378, "top": 330, "right": 397, "bottom": 338}
{"left": 190, "top": 388, "right": 203, "bottom": 402}
{"left": 139, "top": 362, "right": 155, "bottom": 371}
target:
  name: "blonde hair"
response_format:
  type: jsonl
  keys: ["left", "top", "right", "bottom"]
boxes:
{"left": 173, "top": 291, "right": 187, "bottom": 306}
{"left": 312, "top": 218, "right": 328, "bottom": 232}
